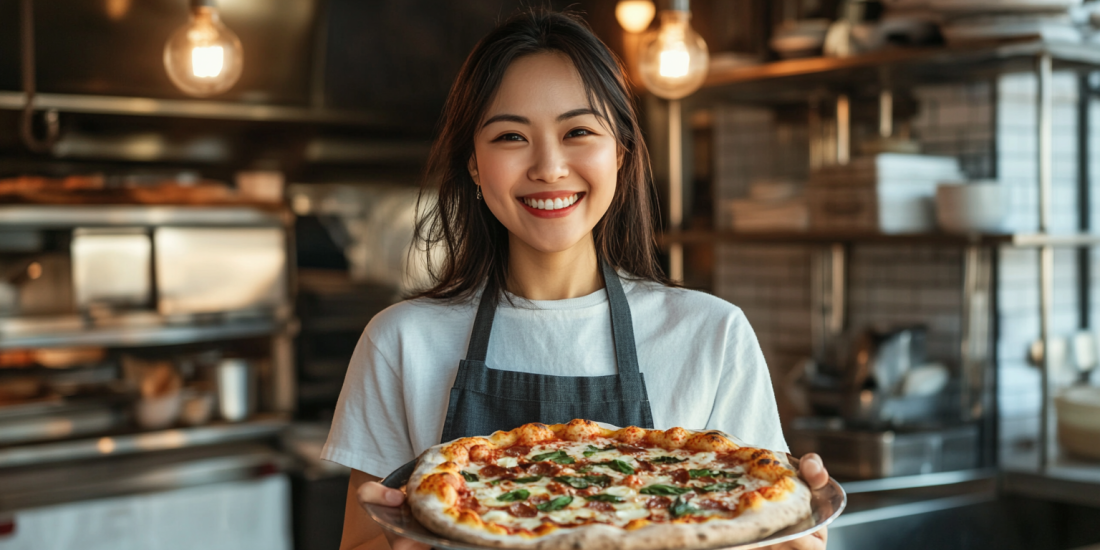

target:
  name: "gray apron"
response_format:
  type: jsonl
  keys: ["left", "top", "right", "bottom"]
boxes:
{"left": 439, "top": 260, "right": 655, "bottom": 443}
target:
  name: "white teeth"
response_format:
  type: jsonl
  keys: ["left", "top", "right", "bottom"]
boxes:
{"left": 523, "top": 194, "right": 579, "bottom": 211}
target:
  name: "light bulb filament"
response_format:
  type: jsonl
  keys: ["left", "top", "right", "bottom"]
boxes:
{"left": 659, "top": 44, "right": 690, "bottom": 78}
{"left": 192, "top": 45, "right": 225, "bottom": 78}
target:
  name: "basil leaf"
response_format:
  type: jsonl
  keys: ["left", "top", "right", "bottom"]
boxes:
{"left": 530, "top": 450, "right": 576, "bottom": 464}
{"left": 670, "top": 496, "right": 699, "bottom": 518}
{"left": 577, "top": 465, "right": 595, "bottom": 473}
{"left": 513, "top": 476, "right": 542, "bottom": 483}
{"left": 552, "top": 476, "right": 590, "bottom": 489}
{"left": 593, "top": 459, "right": 634, "bottom": 475}
{"left": 649, "top": 456, "right": 687, "bottom": 464}
{"left": 460, "top": 471, "right": 479, "bottom": 482}
{"left": 688, "top": 469, "right": 719, "bottom": 478}
{"left": 585, "top": 494, "right": 624, "bottom": 503}
{"left": 496, "top": 489, "right": 530, "bottom": 502}
{"left": 697, "top": 481, "right": 741, "bottom": 493}
{"left": 582, "top": 445, "right": 618, "bottom": 458}
{"left": 640, "top": 484, "right": 692, "bottom": 496}
{"left": 536, "top": 495, "right": 573, "bottom": 512}
{"left": 582, "top": 474, "right": 612, "bottom": 487}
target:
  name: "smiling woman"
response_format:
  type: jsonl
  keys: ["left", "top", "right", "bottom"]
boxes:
{"left": 471, "top": 52, "right": 621, "bottom": 279}
{"left": 323, "top": 8, "right": 829, "bottom": 550}
{"left": 410, "top": 9, "right": 665, "bottom": 303}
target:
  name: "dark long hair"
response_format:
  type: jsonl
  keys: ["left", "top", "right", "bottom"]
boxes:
{"left": 412, "top": 8, "right": 669, "bottom": 301}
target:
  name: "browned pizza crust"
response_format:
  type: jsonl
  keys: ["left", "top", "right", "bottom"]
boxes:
{"left": 406, "top": 419, "right": 813, "bottom": 550}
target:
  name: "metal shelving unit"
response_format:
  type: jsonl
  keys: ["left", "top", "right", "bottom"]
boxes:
{"left": 0, "top": 313, "right": 288, "bottom": 350}
{"left": 675, "top": 39, "right": 1100, "bottom": 507}
{"left": 0, "top": 91, "right": 400, "bottom": 127}
{"left": 0, "top": 416, "right": 289, "bottom": 469}
{"left": 0, "top": 205, "right": 287, "bottom": 228}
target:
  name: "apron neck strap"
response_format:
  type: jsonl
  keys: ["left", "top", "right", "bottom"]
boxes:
{"left": 599, "top": 259, "right": 642, "bottom": 378}
{"left": 463, "top": 260, "right": 643, "bottom": 380}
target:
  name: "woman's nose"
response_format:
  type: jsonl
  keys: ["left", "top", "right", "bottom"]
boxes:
{"left": 527, "top": 141, "right": 569, "bottom": 183}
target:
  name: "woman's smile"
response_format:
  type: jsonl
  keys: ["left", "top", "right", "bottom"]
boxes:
{"left": 518, "top": 191, "right": 585, "bottom": 218}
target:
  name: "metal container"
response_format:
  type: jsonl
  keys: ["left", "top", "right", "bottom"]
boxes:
{"left": 154, "top": 227, "right": 287, "bottom": 316}
{"left": 216, "top": 359, "right": 256, "bottom": 422}
{"left": 789, "top": 418, "right": 980, "bottom": 479}
{"left": 71, "top": 228, "right": 152, "bottom": 311}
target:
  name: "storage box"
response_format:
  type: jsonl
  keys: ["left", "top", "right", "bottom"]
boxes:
{"left": 808, "top": 154, "right": 963, "bottom": 233}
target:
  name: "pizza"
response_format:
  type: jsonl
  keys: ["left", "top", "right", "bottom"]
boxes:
{"left": 406, "top": 419, "right": 812, "bottom": 550}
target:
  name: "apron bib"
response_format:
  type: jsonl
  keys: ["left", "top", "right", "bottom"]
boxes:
{"left": 439, "top": 259, "right": 655, "bottom": 443}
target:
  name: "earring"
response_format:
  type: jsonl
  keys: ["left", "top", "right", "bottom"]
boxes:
{"left": 476, "top": 186, "right": 482, "bottom": 200}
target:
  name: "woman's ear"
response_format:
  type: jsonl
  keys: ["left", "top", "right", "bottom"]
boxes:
{"left": 467, "top": 156, "right": 479, "bottom": 183}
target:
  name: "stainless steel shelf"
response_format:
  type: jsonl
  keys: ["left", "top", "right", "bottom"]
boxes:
{"left": 0, "top": 205, "right": 286, "bottom": 228}
{"left": 840, "top": 468, "right": 998, "bottom": 495}
{"left": 659, "top": 230, "right": 1100, "bottom": 248}
{"left": 0, "top": 91, "right": 400, "bottom": 127}
{"left": 700, "top": 39, "right": 1100, "bottom": 103}
{"left": 1001, "top": 449, "right": 1100, "bottom": 508}
{"left": 0, "top": 313, "right": 286, "bottom": 349}
{"left": 0, "top": 416, "right": 289, "bottom": 469}
{"left": 0, "top": 442, "right": 291, "bottom": 512}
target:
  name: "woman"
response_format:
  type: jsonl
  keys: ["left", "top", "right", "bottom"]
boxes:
{"left": 325, "top": 9, "right": 829, "bottom": 550}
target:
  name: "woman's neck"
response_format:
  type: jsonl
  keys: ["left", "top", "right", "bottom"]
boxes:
{"left": 506, "top": 234, "right": 602, "bottom": 301}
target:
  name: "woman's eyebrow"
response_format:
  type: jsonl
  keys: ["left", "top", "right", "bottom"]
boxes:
{"left": 557, "top": 108, "right": 598, "bottom": 122}
{"left": 481, "top": 113, "right": 528, "bottom": 128}
{"left": 481, "top": 108, "right": 598, "bottom": 129}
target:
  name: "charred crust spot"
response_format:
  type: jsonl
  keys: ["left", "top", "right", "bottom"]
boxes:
{"left": 697, "top": 534, "right": 708, "bottom": 541}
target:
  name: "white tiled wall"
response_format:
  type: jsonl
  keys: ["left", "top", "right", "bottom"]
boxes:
{"left": 711, "top": 72, "right": 1097, "bottom": 454}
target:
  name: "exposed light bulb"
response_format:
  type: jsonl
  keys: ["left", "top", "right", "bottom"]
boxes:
{"left": 616, "top": 0, "right": 656, "bottom": 34}
{"left": 637, "top": 2, "right": 708, "bottom": 100}
{"left": 163, "top": 0, "right": 242, "bottom": 97}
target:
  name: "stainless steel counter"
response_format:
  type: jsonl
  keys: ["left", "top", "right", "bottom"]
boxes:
{"left": 0, "top": 416, "right": 289, "bottom": 469}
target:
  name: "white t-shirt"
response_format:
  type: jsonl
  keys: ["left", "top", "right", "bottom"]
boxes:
{"left": 322, "top": 278, "right": 787, "bottom": 478}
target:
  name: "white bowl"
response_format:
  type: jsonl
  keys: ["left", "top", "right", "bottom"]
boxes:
{"left": 935, "top": 181, "right": 1004, "bottom": 234}
{"left": 135, "top": 392, "right": 182, "bottom": 430}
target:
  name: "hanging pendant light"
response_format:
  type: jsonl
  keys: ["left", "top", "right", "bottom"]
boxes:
{"left": 163, "top": 0, "right": 243, "bottom": 97}
{"left": 636, "top": 0, "right": 708, "bottom": 100}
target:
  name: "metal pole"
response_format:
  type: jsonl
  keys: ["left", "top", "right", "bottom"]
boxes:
{"left": 669, "top": 98, "right": 683, "bottom": 282}
{"left": 837, "top": 94, "right": 850, "bottom": 165}
{"left": 879, "top": 89, "right": 893, "bottom": 139}
{"left": 1037, "top": 53, "right": 1053, "bottom": 471}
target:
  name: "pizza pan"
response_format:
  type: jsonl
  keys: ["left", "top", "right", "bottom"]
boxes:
{"left": 365, "top": 459, "right": 847, "bottom": 550}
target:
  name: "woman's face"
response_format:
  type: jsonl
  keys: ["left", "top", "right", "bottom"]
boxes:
{"left": 472, "top": 52, "right": 619, "bottom": 256}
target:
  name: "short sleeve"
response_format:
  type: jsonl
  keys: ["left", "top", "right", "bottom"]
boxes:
{"left": 705, "top": 310, "right": 789, "bottom": 453}
{"left": 321, "top": 329, "right": 416, "bottom": 477}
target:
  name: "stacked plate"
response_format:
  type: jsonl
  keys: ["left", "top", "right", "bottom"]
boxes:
{"left": 932, "top": 0, "right": 1083, "bottom": 44}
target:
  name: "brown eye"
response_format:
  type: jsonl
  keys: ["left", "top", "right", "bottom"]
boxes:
{"left": 494, "top": 133, "right": 526, "bottom": 142}
{"left": 566, "top": 128, "right": 593, "bottom": 138}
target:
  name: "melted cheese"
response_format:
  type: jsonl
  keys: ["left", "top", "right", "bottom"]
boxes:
{"left": 457, "top": 437, "right": 775, "bottom": 532}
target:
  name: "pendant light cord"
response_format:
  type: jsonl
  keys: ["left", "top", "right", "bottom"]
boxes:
{"left": 21, "top": 0, "right": 59, "bottom": 153}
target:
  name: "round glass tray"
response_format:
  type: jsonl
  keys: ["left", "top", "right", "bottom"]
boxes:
{"left": 365, "top": 459, "right": 846, "bottom": 550}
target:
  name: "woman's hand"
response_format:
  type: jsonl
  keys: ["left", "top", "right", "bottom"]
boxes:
{"left": 355, "top": 480, "right": 429, "bottom": 550}
{"left": 759, "top": 453, "right": 830, "bottom": 550}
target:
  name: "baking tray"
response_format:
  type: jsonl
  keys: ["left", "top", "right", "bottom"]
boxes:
{"left": 365, "top": 459, "right": 846, "bottom": 550}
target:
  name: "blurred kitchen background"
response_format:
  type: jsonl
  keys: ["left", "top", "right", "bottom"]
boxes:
{"left": 4, "top": 0, "right": 1100, "bottom": 549}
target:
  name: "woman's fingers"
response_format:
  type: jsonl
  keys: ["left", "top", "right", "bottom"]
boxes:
{"left": 390, "top": 536, "right": 431, "bottom": 550}
{"left": 798, "top": 453, "right": 829, "bottom": 490}
{"left": 357, "top": 480, "right": 405, "bottom": 509}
